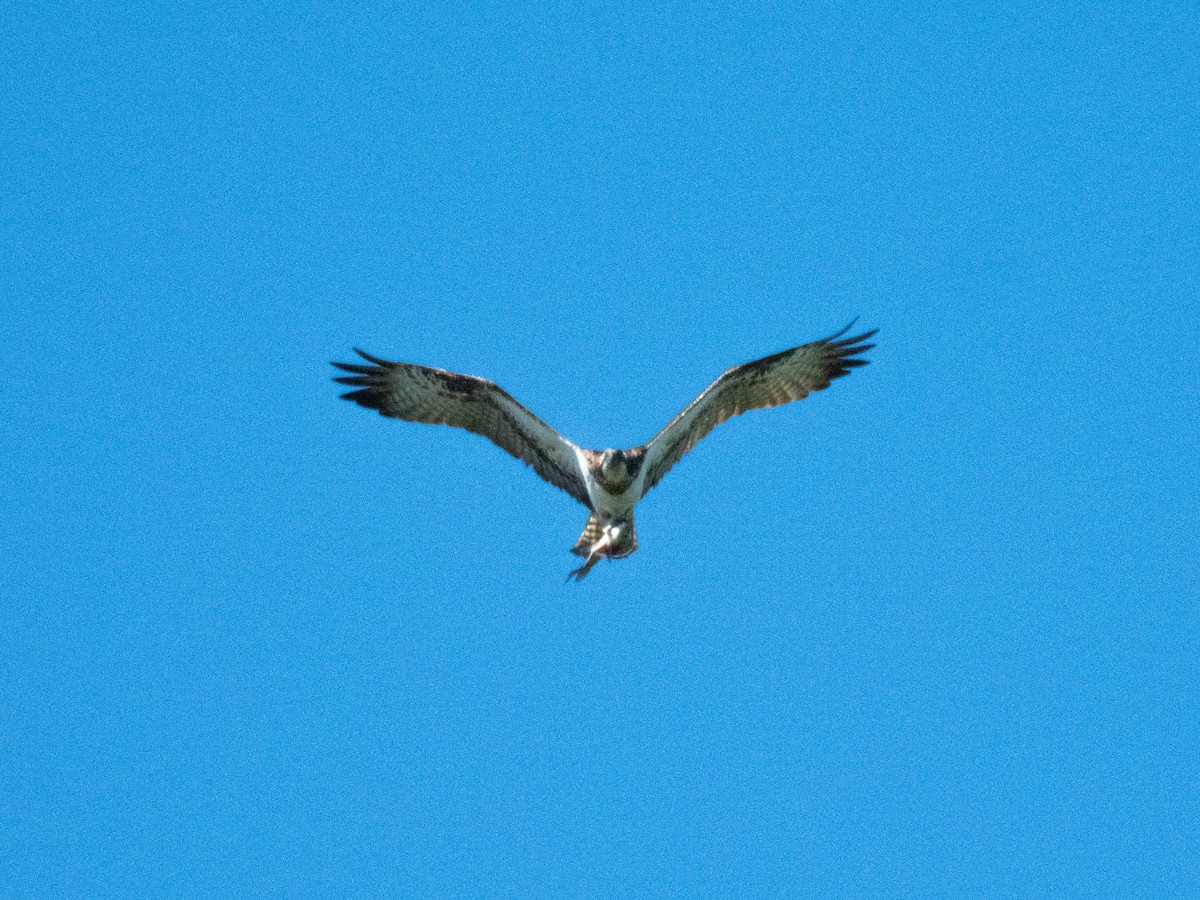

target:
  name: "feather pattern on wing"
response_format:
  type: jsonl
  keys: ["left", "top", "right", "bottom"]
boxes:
{"left": 332, "top": 350, "right": 591, "bottom": 507}
{"left": 637, "top": 323, "right": 877, "bottom": 495}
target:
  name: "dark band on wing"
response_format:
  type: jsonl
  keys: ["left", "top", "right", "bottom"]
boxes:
{"left": 333, "top": 350, "right": 592, "bottom": 507}
{"left": 637, "top": 322, "right": 876, "bottom": 494}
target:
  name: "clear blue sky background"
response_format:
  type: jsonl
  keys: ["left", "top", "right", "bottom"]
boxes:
{"left": 3, "top": 2, "right": 1197, "bottom": 897}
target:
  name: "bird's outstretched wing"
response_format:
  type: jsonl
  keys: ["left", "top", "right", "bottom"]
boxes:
{"left": 637, "top": 324, "right": 877, "bottom": 495}
{"left": 333, "top": 350, "right": 591, "bottom": 507}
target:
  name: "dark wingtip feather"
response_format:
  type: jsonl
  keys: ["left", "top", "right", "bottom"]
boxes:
{"left": 353, "top": 348, "right": 397, "bottom": 367}
{"left": 829, "top": 328, "right": 878, "bottom": 349}
{"left": 338, "top": 388, "right": 386, "bottom": 410}
{"left": 333, "top": 350, "right": 396, "bottom": 395}
{"left": 822, "top": 324, "right": 876, "bottom": 379}
{"left": 824, "top": 317, "right": 859, "bottom": 342}
{"left": 331, "top": 361, "right": 378, "bottom": 375}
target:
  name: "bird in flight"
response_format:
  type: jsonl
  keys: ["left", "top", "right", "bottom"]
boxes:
{"left": 333, "top": 323, "right": 876, "bottom": 580}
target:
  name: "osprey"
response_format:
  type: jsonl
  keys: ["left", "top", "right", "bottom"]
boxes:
{"left": 333, "top": 323, "right": 876, "bottom": 580}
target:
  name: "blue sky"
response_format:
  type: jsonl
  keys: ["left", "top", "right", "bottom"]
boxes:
{"left": 2, "top": 2, "right": 1198, "bottom": 896}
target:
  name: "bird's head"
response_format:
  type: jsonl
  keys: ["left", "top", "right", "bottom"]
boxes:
{"left": 596, "top": 448, "right": 642, "bottom": 491}
{"left": 600, "top": 449, "right": 626, "bottom": 477}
